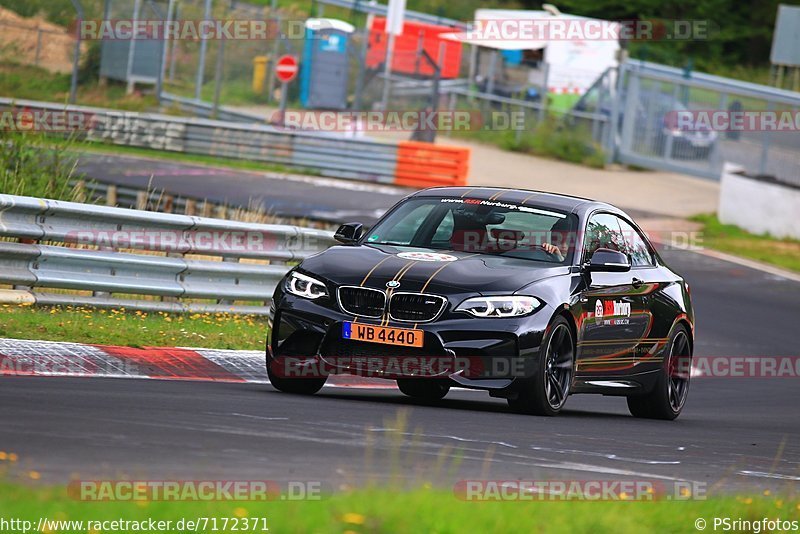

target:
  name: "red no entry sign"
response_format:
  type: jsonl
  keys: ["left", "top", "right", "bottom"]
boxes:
{"left": 275, "top": 55, "right": 299, "bottom": 83}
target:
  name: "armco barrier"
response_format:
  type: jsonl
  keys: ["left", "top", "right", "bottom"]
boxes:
{"left": 0, "top": 98, "right": 471, "bottom": 187}
{"left": 395, "top": 141, "right": 470, "bottom": 188}
{"left": 0, "top": 194, "right": 337, "bottom": 315}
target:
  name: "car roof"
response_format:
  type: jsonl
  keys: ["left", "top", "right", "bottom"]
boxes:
{"left": 411, "top": 186, "right": 606, "bottom": 214}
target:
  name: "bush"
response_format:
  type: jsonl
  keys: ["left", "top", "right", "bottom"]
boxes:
{"left": 507, "top": 119, "right": 606, "bottom": 168}
{"left": 78, "top": 41, "right": 102, "bottom": 85}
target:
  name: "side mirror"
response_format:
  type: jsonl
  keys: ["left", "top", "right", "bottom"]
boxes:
{"left": 586, "top": 248, "right": 631, "bottom": 273}
{"left": 334, "top": 222, "right": 363, "bottom": 245}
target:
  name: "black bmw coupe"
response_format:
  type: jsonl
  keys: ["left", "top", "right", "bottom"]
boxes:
{"left": 267, "top": 187, "right": 694, "bottom": 419}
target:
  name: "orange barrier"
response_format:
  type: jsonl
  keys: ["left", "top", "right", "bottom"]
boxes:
{"left": 394, "top": 141, "right": 470, "bottom": 188}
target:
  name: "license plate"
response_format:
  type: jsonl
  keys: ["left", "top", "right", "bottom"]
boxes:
{"left": 342, "top": 322, "right": 424, "bottom": 348}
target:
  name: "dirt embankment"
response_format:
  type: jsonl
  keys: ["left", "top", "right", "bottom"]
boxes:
{"left": 0, "top": 7, "right": 85, "bottom": 73}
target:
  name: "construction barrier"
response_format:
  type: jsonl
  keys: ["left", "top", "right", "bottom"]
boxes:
{"left": 394, "top": 141, "right": 470, "bottom": 188}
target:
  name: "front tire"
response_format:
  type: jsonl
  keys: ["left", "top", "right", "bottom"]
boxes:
{"left": 627, "top": 324, "right": 692, "bottom": 420}
{"left": 267, "top": 355, "right": 327, "bottom": 395}
{"left": 508, "top": 316, "right": 575, "bottom": 416}
{"left": 397, "top": 379, "right": 450, "bottom": 401}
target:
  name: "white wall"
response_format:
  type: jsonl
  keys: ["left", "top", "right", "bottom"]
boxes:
{"left": 719, "top": 163, "right": 800, "bottom": 240}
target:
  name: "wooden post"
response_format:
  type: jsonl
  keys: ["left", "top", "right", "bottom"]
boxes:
{"left": 106, "top": 184, "right": 117, "bottom": 206}
{"left": 136, "top": 191, "right": 148, "bottom": 211}
{"left": 184, "top": 199, "right": 197, "bottom": 216}
{"left": 73, "top": 180, "right": 86, "bottom": 203}
{"left": 201, "top": 200, "right": 213, "bottom": 218}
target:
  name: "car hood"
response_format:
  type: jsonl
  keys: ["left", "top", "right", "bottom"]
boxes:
{"left": 299, "top": 244, "right": 568, "bottom": 294}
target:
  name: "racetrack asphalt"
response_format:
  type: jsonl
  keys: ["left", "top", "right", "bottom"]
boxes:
{"left": 75, "top": 153, "right": 410, "bottom": 225}
{"left": 1, "top": 247, "right": 798, "bottom": 494}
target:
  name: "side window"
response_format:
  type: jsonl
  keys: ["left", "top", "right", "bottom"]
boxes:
{"left": 616, "top": 218, "right": 655, "bottom": 267}
{"left": 381, "top": 203, "right": 434, "bottom": 244}
{"left": 432, "top": 211, "right": 454, "bottom": 243}
{"left": 583, "top": 213, "right": 625, "bottom": 262}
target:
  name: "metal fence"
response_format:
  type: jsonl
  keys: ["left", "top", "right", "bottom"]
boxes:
{"left": 0, "top": 194, "right": 336, "bottom": 315}
{"left": 614, "top": 61, "right": 800, "bottom": 186}
{"left": 156, "top": 0, "right": 305, "bottom": 108}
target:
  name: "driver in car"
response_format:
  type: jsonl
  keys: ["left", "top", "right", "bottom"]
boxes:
{"left": 540, "top": 218, "right": 573, "bottom": 261}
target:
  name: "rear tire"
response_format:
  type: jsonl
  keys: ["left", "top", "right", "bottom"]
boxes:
{"left": 627, "top": 324, "right": 692, "bottom": 420}
{"left": 508, "top": 316, "right": 575, "bottom": 416}
{"left": 267, "top": 355, "right": 327, "bottom": 395}
{"left": 397, "top": 379, "right": 450, "bottom": 400}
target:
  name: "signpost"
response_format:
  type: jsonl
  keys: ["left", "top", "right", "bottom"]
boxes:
{"left": 275, "top": 55, "right": 299, "bottom": 125}
{"left": 380, "top": 0, "right": 407, "bottom": 109}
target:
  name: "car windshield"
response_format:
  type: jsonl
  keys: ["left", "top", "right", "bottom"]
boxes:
{"left": 365, "top": 197, "right": 578, "bottom": 264}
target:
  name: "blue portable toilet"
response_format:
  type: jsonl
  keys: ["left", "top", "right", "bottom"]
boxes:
{"left": 301, "top": 18, "right": 355, "bottom": 110}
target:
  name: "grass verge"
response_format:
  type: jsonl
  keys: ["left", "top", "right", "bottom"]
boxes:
{"left": 0, "top": 304, "right": 267, "bottom": 350}
{"left": 0, "top": 477, "right": 796, "bottom": 533}
{"left": 690, "top": 214, "right": 800, "bottom": 273}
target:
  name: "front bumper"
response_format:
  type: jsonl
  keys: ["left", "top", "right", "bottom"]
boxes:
{"left": 269, "top": 293, "right": 550, "bottom": 392}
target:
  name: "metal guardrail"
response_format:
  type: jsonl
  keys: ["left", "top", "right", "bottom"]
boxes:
{"left": 160, "top": 92, "right": 265, "bottom": 124}
{"left": 0, "top": 194, "right": 336, "bottom": 315}
{"left": 0, "top": 98, "right": 401, "bottom": 183}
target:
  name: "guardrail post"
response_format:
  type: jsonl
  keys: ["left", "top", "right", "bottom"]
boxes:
{"left": 184, "top": 199, "right": 197, "bottom": 216}
{"left": 201, "top": 200, "right": 213, "bottom": 218}
{"left": 136, "top": 192, "right": 148, "bottom": 211}
{"left": 106, "top": 185, "right": 117, "bottom": 207}
{"left": 74, "top": 180, "right": 87, "bottom": 203}
{"left": 217, "top": 256, "right": 240, "bottom": 306}
{"left": 758, "top": 101, "right": 773, "bottom": 175}
{"left": 163, "top": 194, "right": 175, "bottom": 213}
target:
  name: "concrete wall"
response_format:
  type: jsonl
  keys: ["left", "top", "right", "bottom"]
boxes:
{"left": 719, "top": 163, "right": 800, "bottom": 240}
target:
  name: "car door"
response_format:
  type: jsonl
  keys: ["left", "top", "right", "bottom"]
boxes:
{"left": 615, "top": 216, "right": 669, "bottom": 374}
{"left": 577, "top": 213, "right": 650, "bottom": 378}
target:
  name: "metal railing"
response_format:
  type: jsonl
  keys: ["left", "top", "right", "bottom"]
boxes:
{"left": 0, "top": 98, "right": 401, "bottom": 183}
{"left": 160, "top": 92, "right": 265, "bottom": 124}
{"left": 0, "top": 194, "right": 336, "bottom": 315}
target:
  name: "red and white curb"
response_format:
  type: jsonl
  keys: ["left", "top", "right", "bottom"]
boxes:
{"left": 0, "top": 338, "right": 709, "bottom": 384}
{"left": 0, "top": 338, "right": 397, "bottom": 389}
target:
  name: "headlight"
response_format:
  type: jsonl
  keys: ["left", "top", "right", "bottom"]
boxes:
{"left": 455, "top": 296, "right": 542, "bottom": 318}
{"left": 285, "top": 271, "right": 329, "bottom": 300}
